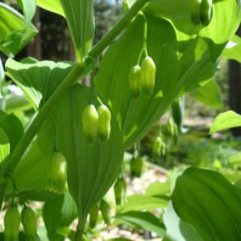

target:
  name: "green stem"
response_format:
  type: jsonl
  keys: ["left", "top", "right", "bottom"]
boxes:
{"left": 4, "top": 0, "right": 150, "bottom": 176}
{"left": 75, "top": 217, "right": 87, "bottom": 241}
{"left": 88, "top": 0, "right": 150, "bottom": 59}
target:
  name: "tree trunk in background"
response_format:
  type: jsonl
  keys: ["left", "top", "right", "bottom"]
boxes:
{"left": 26, "top": 9, "right": 42, "bottom": 59}
{"left": 228, "top": 25, "right": 241, "bottom": 136}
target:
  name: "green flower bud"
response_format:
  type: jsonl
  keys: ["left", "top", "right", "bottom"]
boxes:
{"left": 100, "top": 199, "right": 111, "bottom": 226}
{"left": 152, "top": 136, "right": 166, "bottom": 157}
{"left": 141, "top": 56, "right": 156, "bottom": 97}
{"left": 189, "top": 0, "right": 202, "bottom": 25}
{"left": 200, "top": 0, "right": 213, "bottom": 26}
{"left": 47, "top": 152, "right": 67, "bottom": 193}
{"left": 89, "top": 203, "right": 99, "bottom": 229}
{"left": 130, "top": 157, "right": 143, "bottom": 178}
{"left": 171, "top": 99, "right": 183, "bottom": 133}
{"left": 97, "top": 105, "right": 111, "bottom": 141}
{"left": 4, "top": 207, "right": 20, "bottom": 241}
{"left": 82, "top": 104, "right": 99, "bottom": 143}
{"left": 21, "top": 207, "right": 40, "bottom": 241}
{"left": 114, "top": 176, "right": 126, "bottom": 205}
{"left": 129, "top": 65, "right": 142, "bottom": 99}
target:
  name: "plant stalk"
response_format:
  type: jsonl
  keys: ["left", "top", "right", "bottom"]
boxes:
{"left": 89, "top": 0, "right": 150, "bottom": 59}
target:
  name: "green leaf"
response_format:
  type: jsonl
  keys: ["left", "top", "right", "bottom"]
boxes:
{"left": 95, "top": 15, "right": 179, "bottom": 147}
{"left": 95, "top": 13, "right": 146, "bottom": 130}
{"left": 172, "top": 167, "right": 241, "bottom": 241}
{"left": 222, "top": 35, "right": 241, "bottom": 63}
{"left": 16, "top": 190, "right": 58, "bottom": 202}
{"left": 0, "top": 3, "right": 38, "bottom": 56}
{"left": 18, "top": 0, "right": 36, "bottom": 24}
{"left": 116, "top": 211, "right": 165, "bottom": 237}
{"left": 210, "top": 111, "right": 241, "bottom": 134}
{"left": 6, "top": 59, "right": 73, "bottom": 109}
{"left": 11, "top": 116, "right": 58, "bottom": 196}
{"left": 190, "top": 79, "right": 223, "bottom": 109}
{"left": 144, "top": 0, "right": 202, "bottom": 35}
{"left": 50, "top": 84, "right": 124, "bottom": 222}
{"left": 95, "top": 15, "right": 217, "bottom": 148}
{"left": 43, "top": 192, "right": 77, "bottom": 240}
{"left": 0, "top": 110, "right": 24, "bottom": 152}
{"left": 144, "top": 0, "right": 231, "bottom": 36}
{"left": 6, "top": 109, "right": 65, "bottom": 198}
{"left": 200, "top": 0, "right": 241, "bottom": 44}
{"left": 5, "top": 95, "right": 31, "bottom": 113}
{"left": 163, "top": 202, "right": 202, "bottom": 241}
{"left": 177, "top": 38, "right": 216, "bottom": 92}
{"left": 36, "top": 0, "right": 64, "bottom": 17}
{"left": 60, "top": 0, "right": 95, "bottom": 61}
{"left": 0, "top": 128, "right": 10, "bottom": 164}
{"left": 145, "top": 181, "right": 171, "bottom": 197}
{"left": 119, "top": 194, "right": 167, "bottom": 213}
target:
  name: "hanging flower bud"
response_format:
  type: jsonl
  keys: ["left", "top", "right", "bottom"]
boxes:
{"left": 141, "top": 56, "right": 156, "bottom": 97}
{"left": 97, "top": 105, "right": 111, "bottom": 141}
{"left": 4, "top": 207, "right": 20, "bottom": 241}
{"left": 21, "top": 207, "right": 40, "bottom": 241}
{"left": 200, "top": 0, "right": 213, "bottom": 26}
{"left": 82, "top": 104, "right": 99, "bottom": 143}
{"left": 189, "top": 0, "right": 202, "bottom": 25}
{"left": 129, "top": 65, "right": 142, "bottom": 99}
{"left": 114, "top": 176, "right": 126, "bottom": 205}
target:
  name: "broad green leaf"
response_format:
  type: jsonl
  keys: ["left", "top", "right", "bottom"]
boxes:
{"left": 144, "top": 0, "right": 201, "bottom": 35}
{"left": 210, "top": 111, "right": 241, "bottom": 134}
{"left": 190, "top": 79, "right": 223, "bottom": 109}
{"left": 163, "top": 202, "right": 202, "bottom": 241}
{"left": 172, "top": 167, "right": 241, "bottom": 241}
{"left": 16, "top": 190, "right": 58, "bottom": 202}
{"left": 95, "top": 15, "right": 179, "bottom": 147}
{"left": 36, "top": 0, "right": 64, "bottom": 16}
{"left": 143, "top": 0, "right": 230, "bottom": 36}
{"left": 50, "top": 84, "right": 124, "bottom": 222}
{"left": 177, "top": 38, "right": 216, "bottom": 93}
{"left": 95, "top": 15, "right": 216, "bottom": 148}
{"left": 0, "top": 3, "right": 38, "bottom": 56}
{"left": 6, "top": 108, "right": 64, "bottom": 199}
{"left": 43, "top": 193, "right": 77, "bottom": 241}
{"left": 0, "top": 128, "right": 10, "bottom": 163}
{"left": 119, "top": 194, "right": 167, "bottom": 213}
{"left": 222, "top": 35, "right": 241, "bottom": 63}
{"left": 60, "top": 0, "right": 95, "bottom": 61}
{"left": 200, "top": 0, "right": 241, "bottom": 44}
{"left": 11, "top": 116, "right": 59, "bottom": 195}
{"left": 5, "top": 95, "right": 31, "bottom": 112}
{"left": 116, "top": 211, "right": 165, "bottom": 237}
{"left": 0, "top": 3, "right": 26, "bottom": 40}
{"left": 6, "top": 59, "right": 73, "bottom": 109}
{"left": 18, "top": 0, "right": 36, "bottom": 24}
{"left": 95, "top": 14, "right": 146, "bottom": 136}
{"left": 145, "top": 181, "right": 171, "bottom": 197}
{"left": 0, "top": 110, "right": 24, "bottom": 152}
